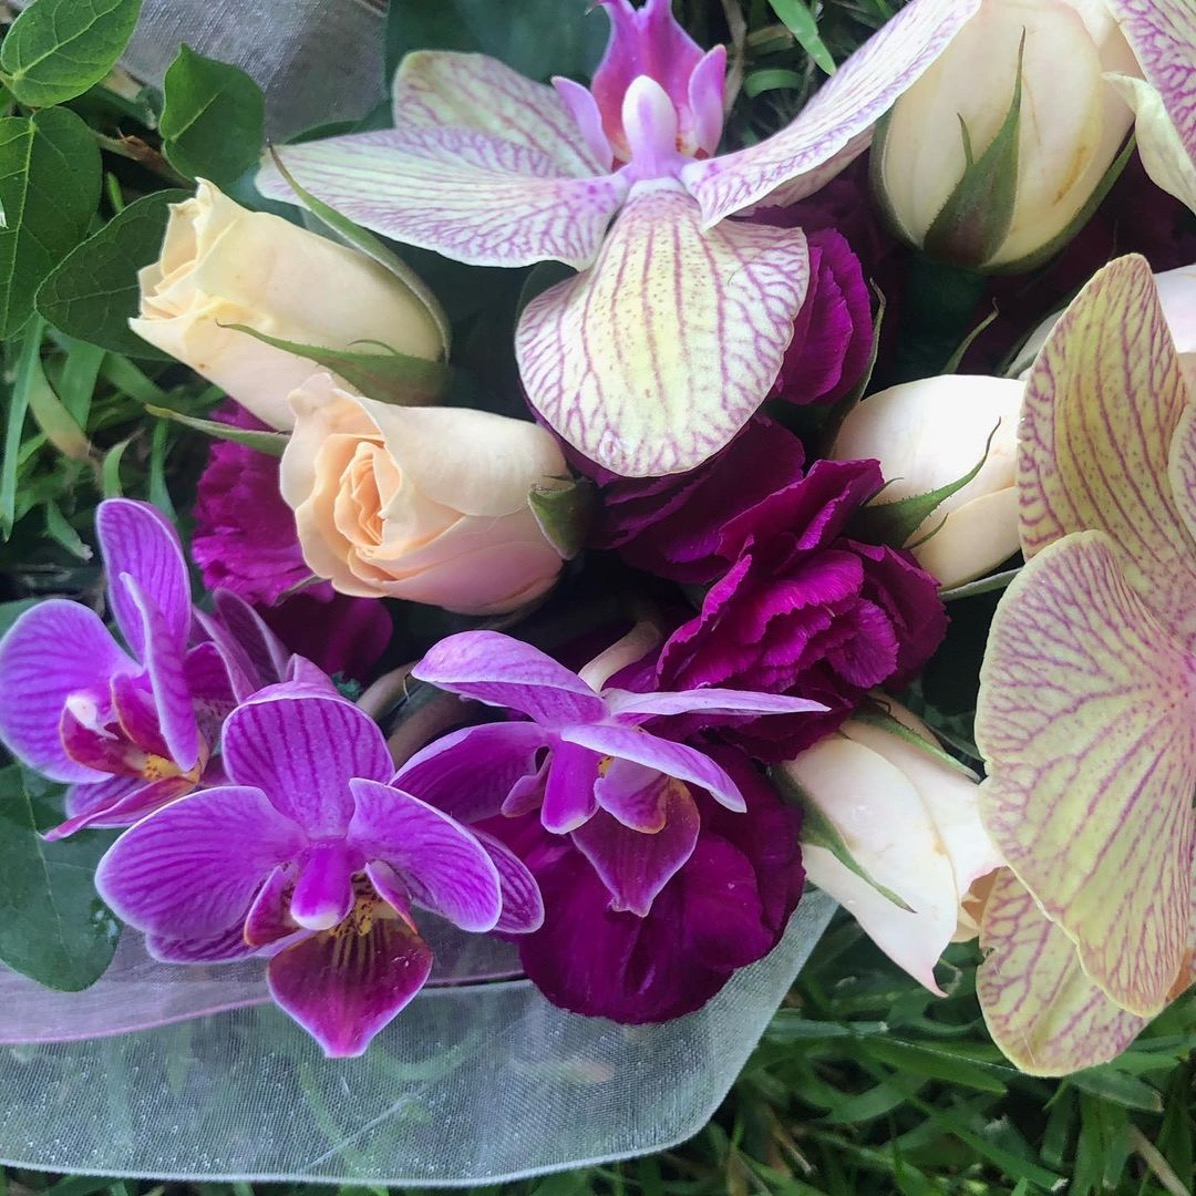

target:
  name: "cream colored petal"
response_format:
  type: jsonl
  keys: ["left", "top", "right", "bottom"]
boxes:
{"left": 914, "top": 489, "right": 1021, "bottom": 588}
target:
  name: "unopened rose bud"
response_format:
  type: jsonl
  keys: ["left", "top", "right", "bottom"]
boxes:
{"left": 873, "top": 0, "right": 1137, "bottom": 270}
{"left": 830, "top": 375, "right": 1024, "bottom": 588}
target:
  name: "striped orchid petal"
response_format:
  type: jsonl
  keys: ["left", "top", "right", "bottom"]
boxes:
{"left": 516, "top": 183, "right": 810, "bottom": 476}
{"left": 1019, "top": 255, "right": 1196, "bottom": 651}
{"left": 977, "top": 868, "right": 1149, "bottom": 1075}
{"left": 681, "top": 0, "right": 980, "bottom": 226}
{"left": 260, "top": 126, "right": 626, "bottom": 270}
{"left": 975, "top": 532, "right": 1196, "bottom": 1017}
{"left": 392, "top": 50, "right": 608, "bottom": 177}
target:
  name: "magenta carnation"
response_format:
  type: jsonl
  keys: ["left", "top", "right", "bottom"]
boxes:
{"left": 652, "top": 458, "right": 948, "bottom": 760}
{"left": 486, "top": 749, "right": 803, "bottom": 1023}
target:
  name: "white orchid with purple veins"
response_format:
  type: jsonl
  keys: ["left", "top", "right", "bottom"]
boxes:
{"left": 256, "top": 0, "right": 979, "bottom": 477}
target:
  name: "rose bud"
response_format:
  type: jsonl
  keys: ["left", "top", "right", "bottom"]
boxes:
{"left": 778, "top": 700, "right": 1003, "bottom": 993}
{"left": 130, "top": 180, "right": 446, "bottom": 429}
{"left": 829, "top": 375, "right": 1024, "bottom": 589}
{"left": 873, "top": 0, "right": 1138, "bottom": 271}
{"left": 281, "top": 373, "right": 568, "bottom": 615}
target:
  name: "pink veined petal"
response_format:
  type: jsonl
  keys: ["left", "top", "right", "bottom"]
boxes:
{"left": 541, "top": 738, "right": 603, "bottom": 833}
{"left": 553, "top": 76, "right": 615, "bottom": 171}
{"left": 0, "top": 600, "right": 135, "bottom": 782}
{"left": 95, "top": 499, "right": 191, "bottom": 659}
{"left": 290, "top": 839, "right": 358, "bottom": 932}
{"left": 562, "top": 722, "right": 747, "bottom": 813}
{"left": 193, "top": 609, "right": 258, "bottom": 703}
{"left": 681, "top": 0, "right": 981, "bottom": 225}
{"left": 267, "top": 913, "right": 433, "bottom": 1058}
{"left": 212, "top": 589, "right": 292, "bottom": 686}
{"left": 604, "top": 686, "right": 827, "bottom": 721}
{"left": 1169, "top": 403, "right": 1196, "bottom": 552}
{"left": 472, "top": 829, "right": 545, "bottom": 934}
{"left": 245, "top": 864, "right": 300, "bottom": 948}
{"left": 221, "top": 693, "right": 392, "bottom": 835}
{"left": 572, "top": 783, "right": 701, "bottom": 916}
{"left": 1110, "top": 0, "right": 1196, "bottom": 164}
{"left": 977, "top": 868, "right": 1149, "bottom": 1075}
{"left": 146, "top": 924, "right": 261, "bottom": 964}
{"left": 348, "top": 778, "right": 503, "bottom": 933}
{"left": 392, "top": 720, "right": 549, "bottom": 824}
{"left": 259, "top": 126, "right": 627, "bottom": 270}
{"left": 393, "top": 50, "right": 608, "bottom": 177}
{"left": 94, "top": 785, "right": 306, "bottom": 942}
{"left": 411, "top": 631, "right": 607, "bottom": 727}
{"left": 120, "top": 576, "right": 199, "bottom": 772}
{"left": 1018, "top": 255, "right": 1196, "bottom": 651}
{"left": 47, "top": 774, "right": 191, "bottom": 841}
{"left": 110, "top": 671, "right": 171, "bottom": 759}
{"left": 975, "top": 532, "right": 1196, "bottom": 1017}
{"left": 516, "top": 182, "right": 810, "bottom": 477}
{"left": 594, "top": 758, "right": 672, "bottom": 832}
{"left": 184, "top": 641, "right": 237, "bottom": 750}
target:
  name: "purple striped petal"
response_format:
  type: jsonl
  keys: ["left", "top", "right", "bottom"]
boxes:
{"left": 541, "top": 738, "right": 603, "bottom": 833}
{"left": 184, "top": 642, "right": 237, "bottom": 749}
{"left": 562, "top": 722, "right": 747, "bottom": 812}
{"left": 605, "top": 686, "right": 827, "bottom": 721}
{"left": 0, "top": 600, "right": 134, "bottom": 781}
{"left": 473, "top": 830, "right": 545, "bottom": 934}
{"left": 259, "top": 126, "right": 627, "bottom": 270}
{"left": 95, "top": 500, "right": 190, "bottom": 659}
{"left": 267, "top": 915, "right": 433, "bottom": 1057}
{"left": 516, "top": 184, "right": 810, "bottom": 476}
{"left": 393, "top": 50, "right": 608, "bottom": 176}
{"left": 120, "top": 576, "right": 199, "bottom": 772}
{"left": 212, "top": 590, "right": 291, "bottom": 685}
{"left": 594, "top": 759, "right": 671, "bottom": 831}
{"left": 245, "top": 865, "right": 299, "bottom": 947}
{"left": 681, "top": 0, "right": 980, "bottom": 224}
{"left": 392, "top": 720, "right": 548, "bottom": 823}
{"left": 146, "top": 924, "right": 260, "bottom": 963}
{"left": 411, "top": 631, "right": 607, "bottom": 726}
{"left": 572, "top": 785, "right": 700, "bottom": 916}
{"left": 110, "top": 671, "right": 170, "bottom": 758}
{"left": 348, "top": 778, "right": 503, "bottom": 932}
{"left": 221, "top": 694, "right": 391, "bottom": 835}
{"left": 95, "top": 786, "right": 305, "bottom": 941}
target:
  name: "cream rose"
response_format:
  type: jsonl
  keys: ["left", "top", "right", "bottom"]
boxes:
{"left": 281, "top": 373, "right": 568, "bottom": 614}
{"left": 130, "top": 180, "right": 446, "bottom": 429}
{"left": 779, "top": 702, "right": 1003, "bottom": 993}
{"left": 830, "top": 375, "right": 1024, "bottom": 589}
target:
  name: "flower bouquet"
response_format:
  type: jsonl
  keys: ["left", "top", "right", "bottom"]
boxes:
{"left": 0, "top": 0, "right": 1194, "bottom": 1184}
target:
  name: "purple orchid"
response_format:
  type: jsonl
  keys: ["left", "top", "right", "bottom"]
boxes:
{"left": 0, "top": 500, "right": 232, "bottom": 838}
{"left": 0, "top": 499, "right": 330, "bottom": 839}
{"left": 95, "top": 691, "right": 541, "bottom": 1057}
{"left": 256, "top": 0, "right": 978, "bottom": 477}
{"left": 402, "top": 629, "right": 823, "bottom": 917}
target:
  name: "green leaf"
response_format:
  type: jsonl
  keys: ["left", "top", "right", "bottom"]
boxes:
{"left": 385, "top": 0, "right": 608, "bottom": 87}
{"left": 1, "top": 0, "right": 143, "bottom": 107}
{"left": 765, "top": 0, "right": 837, "bottom": 75}
{"left": 222, "top": 323, "right": 449, "bottom": 405}
{"left": 37, "top": 188, "right": 191, "bottom": 358}
{"left": 0, "top": 764, "right": 120, "bottom": 991}
{"left": 267, "top": 150, "right": 451, "bottom": 351}
{"left": 159, "top": 45, "right": 265, "bottom": 187}
{"left": 143, "top": 404, "right": 287, "bottom": 456}
{"left": 923, "top": 33, "right": 1023, "bottom": 267}
{"left": 0, "top": 106, "right": 101, "bottom": 338}
{"left": 16, "top": 317, "right": 92, "bottom": 462}
{"left": 528, "top": 475, "right": 597, "bottom": 560}
{"left": 1068, "top": 1066, "right": 1164, "bottom": 1113}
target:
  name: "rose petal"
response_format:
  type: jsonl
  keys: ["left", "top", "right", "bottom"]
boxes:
{"left": 222, "top": 693, "right": 391, "bottom": 834}
{"left": 267, "top": 914, "right": 433, "bottom": 1057}
{"left": 95, "top": 786, "right": 305, "bottom": 941}
{"left": 561, "top": 722, "right": 747, "bottom": 812}
{"left": 95, "top": 499, "right": 191, "bottom": 659}
{"left": 411, "top": 631, "right": 607, "bottom": 726}
{"left": 681, "top": 0, "right": 980, "bottom": 223}
{"left": 259, "top": 126, "right": 627, "bottom": 270}
{"left": 977, "top": 868, "right": 1149, "bottom": 1075}
{"left": 516, "top": 183, "right": 810, "bottom": 476}
{"left": 572, "top": 783, "right": 700, "bottom": 915}
{"left": 0, "top": 600, "right": 134, "bottom": 781}
{"left": 349, "top": 778, "right": 502, "bottom": 932}
{"left": 976, "top": 532, "right": 1196, "bottom": 1016}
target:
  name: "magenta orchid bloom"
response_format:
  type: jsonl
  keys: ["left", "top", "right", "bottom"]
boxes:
{"left": 95, "top": 691, "right": 541, "bottom": 1057}
{"left": 257, "top": 0, "right": 978, "bottom": 477}
{"left": 402, "top": 630, "right": 824, "bottom": 917}
{"left": 0, "top": 500, "right": 231, "bottom": 838}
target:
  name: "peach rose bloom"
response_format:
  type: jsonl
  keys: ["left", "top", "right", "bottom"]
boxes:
{"left": 281, "top": 373, "right": 567, "bottom": 615}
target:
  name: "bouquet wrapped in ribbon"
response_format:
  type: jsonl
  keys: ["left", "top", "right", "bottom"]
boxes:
{"left": 0, "top": 0, "right": 1194, "bottom": 1183}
